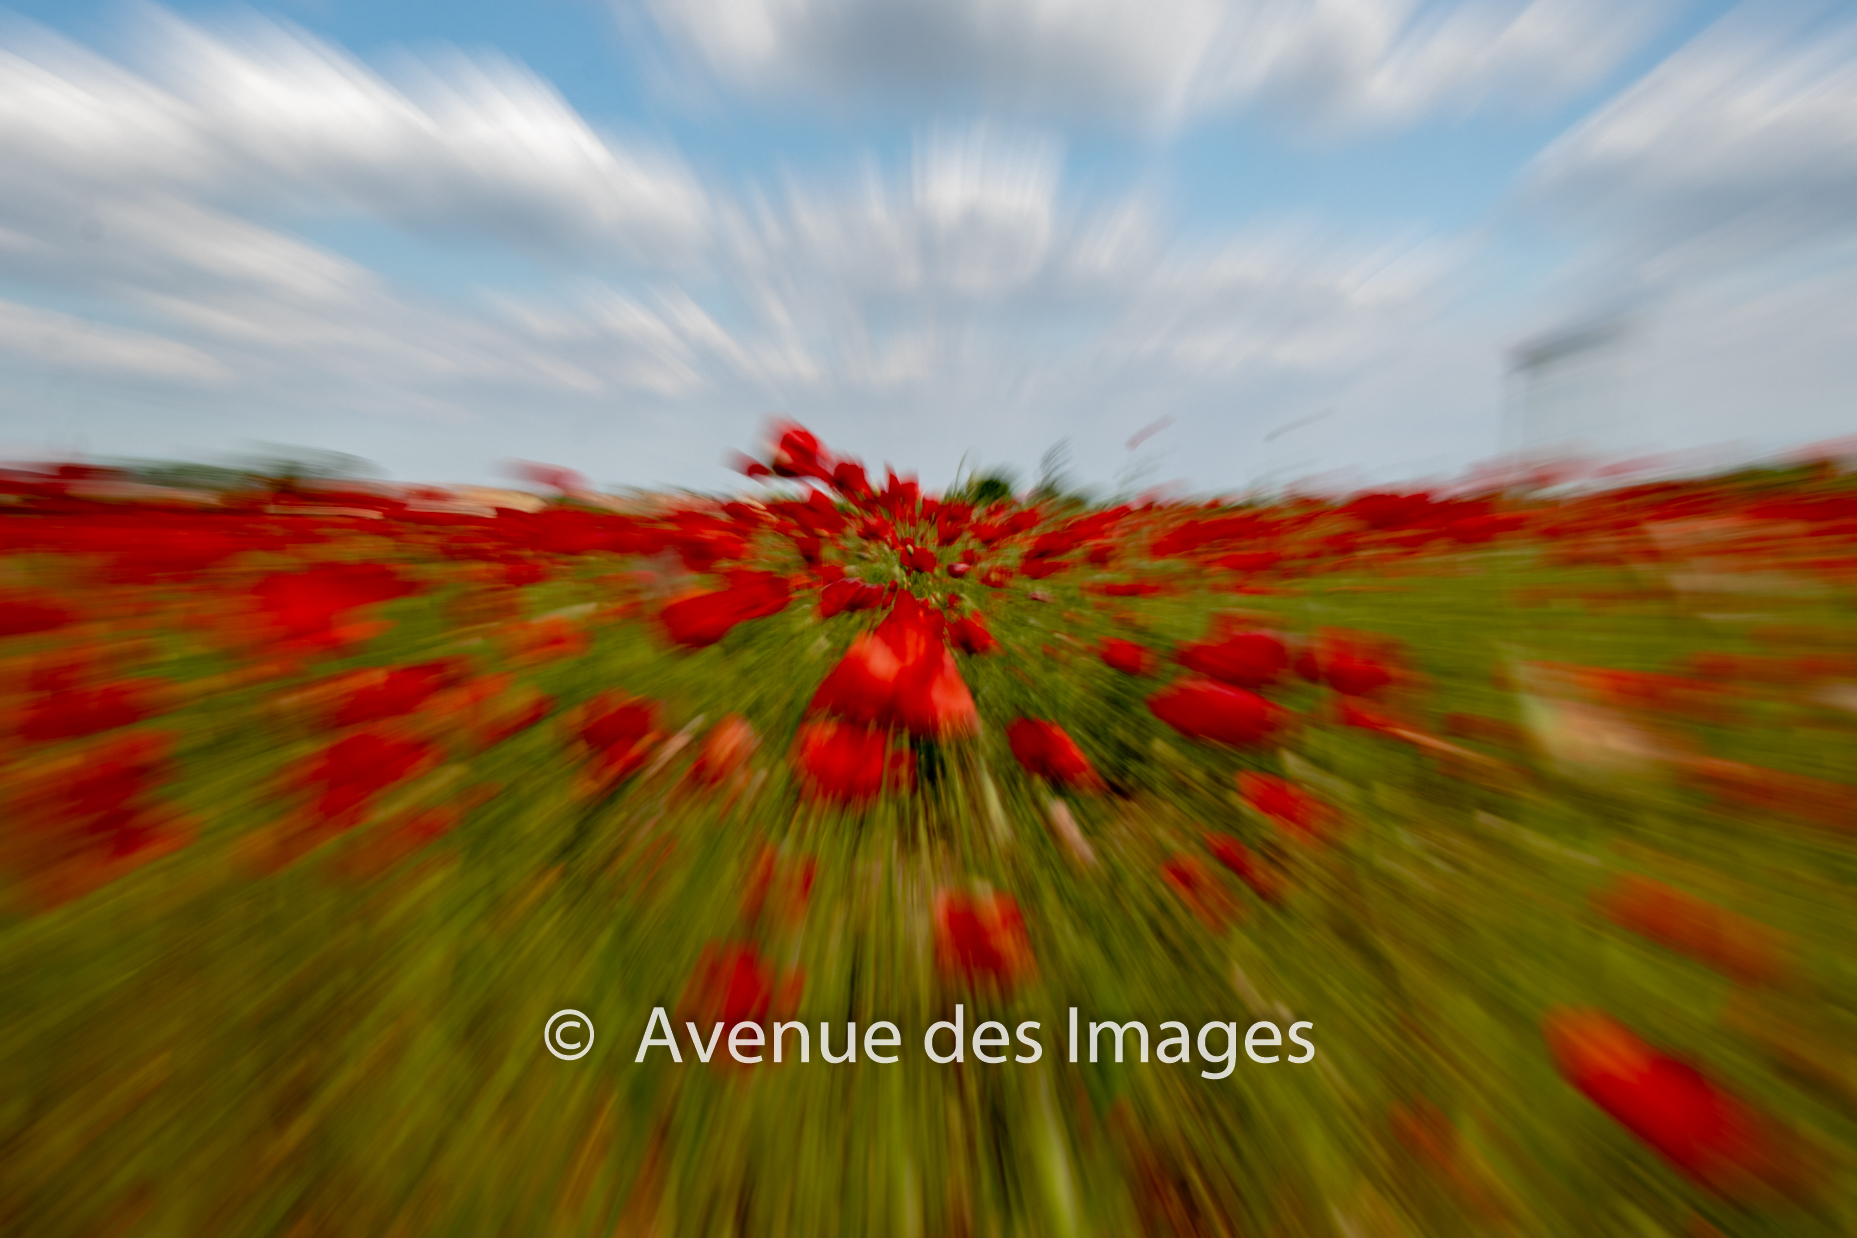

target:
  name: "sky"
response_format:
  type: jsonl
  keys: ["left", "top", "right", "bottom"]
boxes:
{"left": 0, "top": 0, "right": 1853, "bottom": 495}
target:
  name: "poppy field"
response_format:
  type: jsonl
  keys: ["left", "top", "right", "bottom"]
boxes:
{"left": 3, "top": 425, "right": 1857, "bottom": 1237}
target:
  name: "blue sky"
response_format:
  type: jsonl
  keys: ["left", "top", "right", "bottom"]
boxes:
{"left": 1, "top": 0, "right": 1852, "bottom": 494}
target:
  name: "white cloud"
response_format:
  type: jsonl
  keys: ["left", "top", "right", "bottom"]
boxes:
{"left": 1103, "top": 225, "right": 1457, "bottom": 374}
{"left": 636, "top": 0, "right": 1667, "bottom": 132}
{"left": 0, "top": 8, "right": 725, "bottom": 448}
{"left": 912, "top": 125, "right": 1062, "bottom": 293}
{"left": 0, "top": 8, "right": 710, "bottom": 265}
{"left": 1517, "top": 3, "right": 1857, "bottom": 289}
{"left": 0, "top": 298, "right": 232, "bottom": 381}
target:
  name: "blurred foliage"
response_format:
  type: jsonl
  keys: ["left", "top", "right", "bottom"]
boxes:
{"left": 953, "top": 469, "right": 1021, "bottom": 507}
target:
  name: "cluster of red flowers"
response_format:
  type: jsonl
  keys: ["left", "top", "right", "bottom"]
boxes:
{"left": 713, "top": 423, "right": 1412, "bottom": 984}
{"left": 807, "top": 591, "right": 976, "bottom": 741}
{"left": 0, "top": 730, "right": 193, "bottom": 908}
{"left": 719, "top": 424, "right": 1424, "bottom": 818}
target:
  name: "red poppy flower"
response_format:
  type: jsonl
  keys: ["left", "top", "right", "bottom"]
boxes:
{"left": 573, "top": 692, "right": 661, "bottom": 787}
{"left": 1001, "top": 508, "right": 1042, "bottom": 537}
{"left": 900, "top": 544, "right": 938, "bottom": 573}
{"left": 16, "top": 679, "right": 174, "bottom": 742}
{"left": 296, "top": 728, "right": 442, "bottom": 826}
{"left": 9, "top": 730, "right": 174, "bottom": 834}
{"left": 1161, "top": 855, "right": 1237, "bottom": 930}
{"left": 1147, "top": 679, "right": 1283, "bottom": 747}
{"left": 741, "top": 846, "right": 814, "bottom": 926}
{"left": 681, "top": 941, "right": 777, "bottom": 1033}
{"left": 949, "top": 614, "right": 998, "bottom": 656}
{"left": 328, "top": 796, "right": 485, "bottom": 883}
{"left": 1024, "top": 531, "right": 1073, "bottom": 559}
{"left": 1210, "top": 551, "right": 1282, "bottom": 573}
{"left": 1591, "top": 875, "right": 1787, "bottom": 986}
{"left": 832, "top": 460, "right": 871, "bottom": 499}
{"left": 1326, "top": 655, "right": 1394, "bottom": 696}
{"left": 981, "top": 567, "right": 1013, "bottom": 589}
{"left": 791, "top": 720, "right": 914, "bottom": 804}
{"left": 1174, "top": 630, "right": 1288, "bottom": 689}
{"left": 252, "top": 563, "right": 419, "bottom": 644}
{"left": 769, "top": 423, "right": 834, "bottom": 482}
{"left": 1007, "top": 719, "right": 1104, "bottom": 792}
{"left": 879, "top": 470, "right": 921, "bottom": 524}
{"left": 1089, "top": 581, "right": 1166, "bottom": 598}
{"left": 464, "top": 682, "right": 554, "bottom": 751}
{"left": 0, "top": 590, "right": 76, "bottom": 638}
{"left": 24, "top": 646, "right": 115, "bottom": 694}
{"left": 810, "top": 596, "right": 976, "bottom": 739}
{"left": 1098, "top": 638, "right": 1156, "bottom": 676}
{"left": 1337, "top": 698, "right": 1404, "bottom": 736}
{"left": 502, "top": 560, "right": 550, "bottom": 588}
{"left": 500, "top": 614, "right": 589, "bottom": 667}
{"left": 1301, "top": 629, "right": 1400, "bottom": 696}
{"left": 817, "top": 578, "right": 882, "bottom": 618}
{"left": 1236, "top": 773, "right": 1329, "bottom": 841}
{"left": 660, "top": 572, "right": 791, "bottom": 647}
{"left": 690, "top": 715, "right": 759, "bottom": 787}
{"left": 783, "top": 857, "right": 818, "bottom": 922}
{"left": 891, "top": 643, "right": 978, "bottom": 739}
{"left": 936, "top": 503, "right": 971, "bottom": 546}
{"left": 100, "top": 524, "right": 251, "bottom": 585}
{"left": 1020, "top": 556, "right": 1071, "bottom": 580}
{"left": 0, "top": 728, "right": 194, "bottom": 906}
{"left": 327, "top": 661, "right": 460, "bottom": 728}
{"left": 1542, "top": 1008, "right": 1802, "bottom": 1198}
{"left": 933, "top": 889, "right": 1033, "bottom": 987}
{"left": 809, "top": 633, "right": 903, "bottom": 726}
{"left": 1204, "top": 833, "right": 1284, "bottom": 902}
{"left": 1678, "top": 756, "right": 1855, "bottom": 831}
{"left": 789, "top": 535, "right": 824, "bottom": 567}
{"left": 798, "top": 487, "right": 849, "bottom": 535}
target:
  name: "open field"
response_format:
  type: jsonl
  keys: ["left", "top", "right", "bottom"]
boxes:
{"left": 3, "top": 429, "right": 1856, "bottom": 1237}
